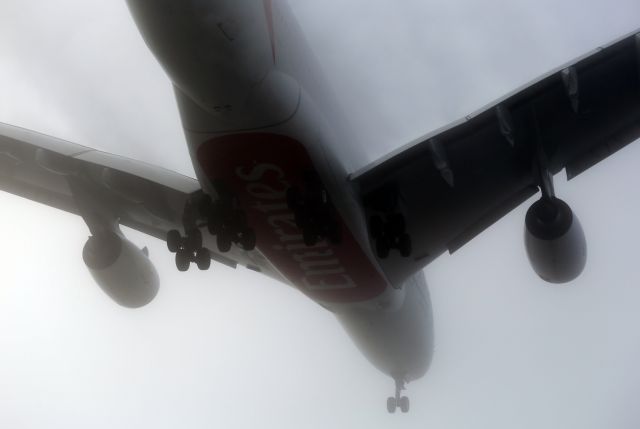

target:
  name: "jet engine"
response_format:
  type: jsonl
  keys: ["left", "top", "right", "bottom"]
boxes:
{"left": 82, "top": 232, "right": 159, "bottom": 307}
{"left": 524, "top": 197, "right": 587, "bottom": 283}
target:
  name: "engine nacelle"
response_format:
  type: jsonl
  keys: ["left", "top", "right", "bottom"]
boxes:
{"left": 83, "top": 233, "right": 159, "bottom": 308}
{"left": 524, "top": 197, "right": 587, "bottom": 284}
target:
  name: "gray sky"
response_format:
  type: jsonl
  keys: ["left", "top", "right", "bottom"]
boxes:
{"left": 1, "top": 1, "right": 640, "bottom": 428}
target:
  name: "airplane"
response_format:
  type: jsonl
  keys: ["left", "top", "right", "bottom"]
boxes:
{"left": 0, "top": 0, "right": 639, "bottom": 414}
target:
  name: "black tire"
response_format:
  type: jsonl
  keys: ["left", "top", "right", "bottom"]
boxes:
{"left": 239, "top": 228, "right": 257, "bottom": 251}
{"left": 195, "top": 248, "right": 211, "bottom": 270}
{"left": 185, "top": 228, "right": 202, "bottom": 251}
{"left": 398, "top": 233, "right": 412, "bottom": 257}
{"left": 399, "top": 396, "right": 410, "bottom": 413}
{"left": 175, "top": 250, "right": 190, "bottom": 272}
{"left": 303, "top": 227, "right": 318, "bottom": 246}
{"left": 167, "top": 230, "right": 181, "bottom": 253}
{"left": 387, "top": 397, "right": 397, "bottom": 414}
{"left": 217, "top": 230, "right": 232, "bottom": 253}
{"left": 376, "top": 237, "right": 390, "bottom": 259}
{"left": 369, "top": 215, "right": 384, "bottom": 238}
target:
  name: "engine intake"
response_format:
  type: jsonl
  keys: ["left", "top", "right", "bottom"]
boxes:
{"left": 524, "top": 197, "right": 587, "bottom": 283}
{"left": 83, "top": 233, "right": 159, "bottom": 307}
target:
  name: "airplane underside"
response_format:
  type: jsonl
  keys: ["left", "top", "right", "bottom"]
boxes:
{"left": 125, "top": 0, "right": 434, "bottom": 410}
{"left": 1, "top": 0, "right": 638, "bottom": 415}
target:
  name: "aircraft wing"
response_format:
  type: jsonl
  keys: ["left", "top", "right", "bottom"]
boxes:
{"left": 352, "top": 30, "right": 640, "bottom": 275}
{"left": 0, "top": 122, "right": 278, "bottom": 277}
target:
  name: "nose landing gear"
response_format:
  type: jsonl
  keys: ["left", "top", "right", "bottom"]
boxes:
{"left": 387, "top": 378, "right": 410, "bottom": 414}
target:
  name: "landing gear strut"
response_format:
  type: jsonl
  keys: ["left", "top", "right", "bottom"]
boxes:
{"left": 166, "top": 228, "right": 211, "bottom": 271}
{"left": 387, "top": 378, "right": 410, "bottom": 414}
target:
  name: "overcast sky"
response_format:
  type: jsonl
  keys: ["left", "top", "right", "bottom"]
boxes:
{"left": 1, "top": 1, "right": 640, "bottom": 428}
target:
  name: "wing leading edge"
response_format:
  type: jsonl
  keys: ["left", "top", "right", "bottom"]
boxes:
{"left": 352, "top": 30, "right": 640, "bottom": 282}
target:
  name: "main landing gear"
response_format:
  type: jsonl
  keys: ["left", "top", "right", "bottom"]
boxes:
{"left": 364, "top": 184, "right": 412, "bottom": 259}
{"left": 387, "top": 378, "right": 410, "bottom": 414}
{"left": 166, "top": 228, "right": 211, "bottom": 272}
{"left": 370, "top": 213, "right": 412, "bottom": 259}
{"left": 286, "top": 172, "right": 341, "bottom": 247}
{"left": 205, "top": 196, "right": 256, "bottom": 253}
{"left": 166, "top": 188, "right": 257, "bottom": 272}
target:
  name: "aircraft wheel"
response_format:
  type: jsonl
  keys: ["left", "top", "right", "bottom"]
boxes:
{"left": 195, "top": 248, "right": 211, "bottom": 270}
{"left": 399, "top": 396, "right": 410, "bottom": 413}
{"left": 217, "top": 230, "right": 232, "bottom": 253}
{"left": 376, "top": 238, "right": 390, "bottom": 259}
{"left": 186, "top": 229, "right": 202, "bottom": 251}
{"left": 167, "top": 230, "right": 181, "bottom": 253}
{"left": 175, "top": 250, "right": 191, "bottom": 272}
{"left": 239, "top": 228, "right": 257, "bottom": 251}
{"left": 398, "top": 233, "right": 412, "bottom": 257}
{"left": 386, "top": 397, "right": 397, "bottom": 414}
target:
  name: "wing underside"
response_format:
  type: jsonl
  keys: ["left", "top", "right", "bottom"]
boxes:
{"left": 352, "top": 30, "right": 640, "bottom": 282}
{"left": 0, "top": 122, "right": 283, "bottom": 280}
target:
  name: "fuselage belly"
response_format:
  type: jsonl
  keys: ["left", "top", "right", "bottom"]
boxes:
{"left": 126, "top": 0, "right": 433, "bottom": 386}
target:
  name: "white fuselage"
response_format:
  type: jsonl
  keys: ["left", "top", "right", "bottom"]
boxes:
{"left": 126, "top": 0, "right": 433, "bottom": 385}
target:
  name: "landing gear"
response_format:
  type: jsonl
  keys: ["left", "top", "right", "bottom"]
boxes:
{"left": 370, "top": 214, "right": 412, "bottom": 259}
{"left": 387, "top": 397, "right": 396, "bottom": 414}
{"left": 387, "top": 379, "right": 410, "bottom": 414}
{"left": 175, "top": 249, "right": 191, "bottom": 272}
{"left": 399, "top": 396, "right": 410, "bottom": 413}
{"left": 167, "top": 229, "right": 181, "bottom": 253}
{"left": 286, "top": 172, "right": 342, "bottom": 246}
{"left": 168, "top": 187, "right": 257, "bottom": 272}
{"left": 205, "top": 196, "right": 257, "bottom": 253}
{"left": 194, "top": 247, "right": 211, "bottom": 270}
{"left": 166, "top": 228, "right": 211, "bottom": 271}
{"left": 363, "top": 183, "right": 412, "bottom": 259}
